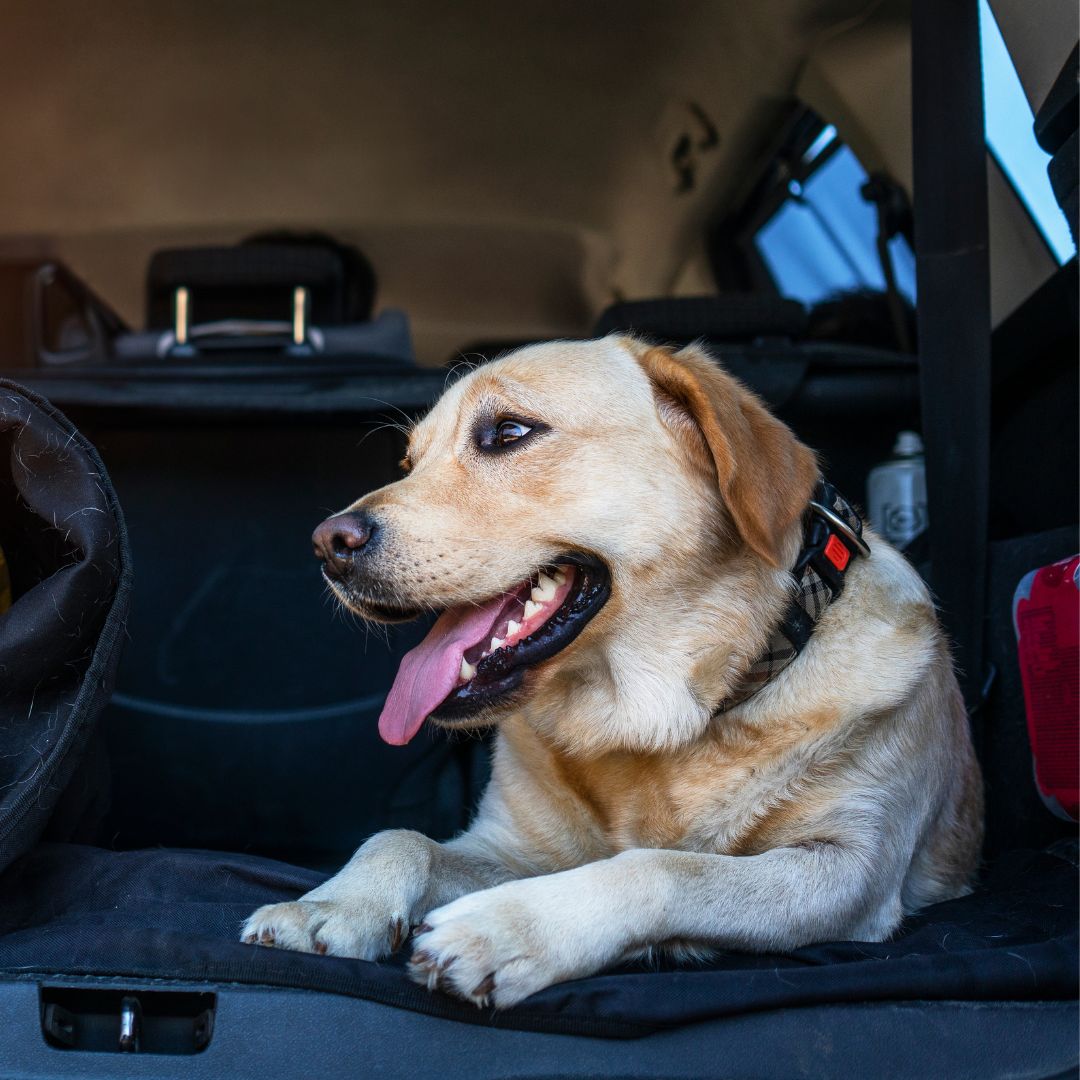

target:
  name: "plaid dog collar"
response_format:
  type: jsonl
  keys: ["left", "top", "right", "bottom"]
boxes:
{"left": 714, "top": 480, "right": 870, "bottom": 715}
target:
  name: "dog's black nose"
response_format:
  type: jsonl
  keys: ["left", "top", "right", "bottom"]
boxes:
{"left": 313, "top": 512, "right": 376, "bottom": 574}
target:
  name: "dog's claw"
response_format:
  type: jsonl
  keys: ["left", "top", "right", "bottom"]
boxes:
{"left": 471, "top": 972, "right": 496, "bottom": 1005}
{"left": 258, "top": 929, "right": 275, "bottom": 946}
{"left": 389, "top": 916, "right": 407, "bottom": 952}
{"left": 409, "top": 950, "right": 457, "bottom": 993}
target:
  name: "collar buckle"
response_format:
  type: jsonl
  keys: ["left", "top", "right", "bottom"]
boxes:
{"left": 713, "top": 480, "right": 870, "bottom": 717}
{"left": 808, "top": 500, "right": 872, "bottom": 559}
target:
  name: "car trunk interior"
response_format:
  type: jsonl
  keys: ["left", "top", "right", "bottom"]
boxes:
{"left": 0, "top": 0, "right": 1066, "bottom": 363}
{"left": 0, "top": 0, "right": 1076, "bottom": 1073}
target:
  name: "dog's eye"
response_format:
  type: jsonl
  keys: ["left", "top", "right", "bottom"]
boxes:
{"left": 495, "top": 420, "right": 532, "bottom": 447}
{"left": 476, "top": 414, "right": 547, "bottom": 453}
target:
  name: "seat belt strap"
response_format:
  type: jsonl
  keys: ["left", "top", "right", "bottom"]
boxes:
{"left": 911, "top": 0, "right": 993, "bottom": 721}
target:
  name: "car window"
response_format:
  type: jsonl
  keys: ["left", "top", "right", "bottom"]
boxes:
{"left": 753, "top": 137, "right": 917, "bottom": 307}
{"left": 980, "top": 0, "right": 1076, "bottom": 264}
{"left": 750, "top": 6, "right": 1076, "bottom": 307}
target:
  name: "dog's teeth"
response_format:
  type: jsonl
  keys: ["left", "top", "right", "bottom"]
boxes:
{"left": 531, "top": 574, "right": 557, "bottom": 602}
{"left": 459, "top": 658, "right": 476, "bottom": 682}
{"left": 506, "top": 620, "right": 521, "bottom": 637}
{"left": 553, "top": 568, "right": 568, "bottom": 586}
{"left": 523, "top": 600, "right": 543, "bottom": 620}
{"left": 490, "top": 637, "right": 504, "bottom": 651}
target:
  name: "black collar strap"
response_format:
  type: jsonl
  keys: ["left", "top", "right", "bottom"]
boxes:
{"left": 714, "top": 480, "right": 870, "bottom": 715}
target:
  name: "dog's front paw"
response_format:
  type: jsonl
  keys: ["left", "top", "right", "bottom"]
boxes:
{"left": 241, "top": 899, "right": 411, "bottom": 961}
{"left": 408, "top": 883, "right": 585, "bottom": 1009}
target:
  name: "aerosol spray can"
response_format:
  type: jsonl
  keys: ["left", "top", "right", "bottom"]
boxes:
{"left": 867, "top": 431, "right": 928, "bottom": 548}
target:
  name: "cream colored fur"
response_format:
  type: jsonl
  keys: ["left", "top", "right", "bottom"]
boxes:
{"left": 242, "top": 336, "right": 983, "bottom": 1009}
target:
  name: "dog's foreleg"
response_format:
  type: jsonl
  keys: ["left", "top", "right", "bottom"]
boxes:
{"left": 409, "top": 842, "right": 899, "bottom": 1007}
{"left": 240, "top": 829, "right": 512, "bottom": 959}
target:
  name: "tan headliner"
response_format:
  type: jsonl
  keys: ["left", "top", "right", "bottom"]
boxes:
{"left": 0, "top": 0, "right": 1062, "bottom": 362}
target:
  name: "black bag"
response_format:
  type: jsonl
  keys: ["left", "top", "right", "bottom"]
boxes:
{"left": 0, "top": 380, "right": 132, "bottom": 874}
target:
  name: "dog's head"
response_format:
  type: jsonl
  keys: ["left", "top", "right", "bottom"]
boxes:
{"left": 316, "top": 337, "right": 817, "bottom": 751}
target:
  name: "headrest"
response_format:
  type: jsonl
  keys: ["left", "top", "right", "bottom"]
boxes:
{"left": 146, "top": 235, "right": 376, "bottom": 329}
{"left": 593, "top": 295, "right": 807, "bottom": 344}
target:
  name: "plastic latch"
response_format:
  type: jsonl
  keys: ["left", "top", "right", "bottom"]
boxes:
{"left": 824, "top": 534, "right": 850, "bottom": 571}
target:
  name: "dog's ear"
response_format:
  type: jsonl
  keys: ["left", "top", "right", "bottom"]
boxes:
{"left": 628, "top": 339, "right": 819, "bottom": 568}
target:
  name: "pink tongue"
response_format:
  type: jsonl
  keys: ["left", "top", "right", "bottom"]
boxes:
{"left": 378, "top": 595, "right": 512, "bottom": 745}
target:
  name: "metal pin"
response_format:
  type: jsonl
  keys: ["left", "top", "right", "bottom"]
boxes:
{"left": 174, "top": 287, "right": 190, "bottom": 346}
{"left": 118, "top": 995, "right": 141, "bottom": 1053}
{"left": 292, "top": 286, "right": 308, "bottom": 346}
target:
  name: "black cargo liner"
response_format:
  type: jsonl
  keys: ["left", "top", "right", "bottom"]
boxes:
{"left": 0, "top": 841, "right": 1074, "bottom": 1039}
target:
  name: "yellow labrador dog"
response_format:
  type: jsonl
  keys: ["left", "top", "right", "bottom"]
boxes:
{"left": 242, "top": 336, "right": 983, "bottom": 1009}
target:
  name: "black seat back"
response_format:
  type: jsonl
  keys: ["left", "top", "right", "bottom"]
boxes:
{"left": 592, "top": 296, "right": 919, "bottom": 506}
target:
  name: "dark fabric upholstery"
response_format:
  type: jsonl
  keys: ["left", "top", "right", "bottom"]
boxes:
{"left": 0, "top": 841, "right": 1073, "bottom": 1039}
{"left": 593, "top": 296, "right": 807, "bottom": 343}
